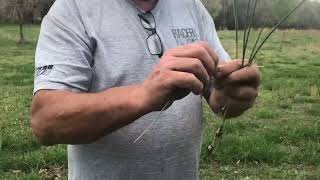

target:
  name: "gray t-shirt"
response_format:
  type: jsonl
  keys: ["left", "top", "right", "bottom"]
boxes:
{"left": 34, "top": 0, "right": 230, "bottom": 179}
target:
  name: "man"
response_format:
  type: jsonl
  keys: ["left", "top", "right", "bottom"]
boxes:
{"left": 31, "top": 0, "right": 260, "bottom": 179}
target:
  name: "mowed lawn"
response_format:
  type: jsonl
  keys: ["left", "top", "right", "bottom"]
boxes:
{"left": 0, "top": 24, "right": 319, "bottom": 179}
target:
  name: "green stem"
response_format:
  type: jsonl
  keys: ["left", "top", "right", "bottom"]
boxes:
{"left": 244, "top": 0, "right": 258, "bottom": 64}
{"left": 242, "top": 0, "right": 252, "bottom": 65}
{"left": 133, "top": 100, "right": 172, "bottom": 143}
{"left": 250, "top": 0, "right": 307, "bottom": 61}
{"left": 249, "top": 21, "right": 267, "bottom": 63}
{"left": 232, "top": 0, "right": 239, "bottom": 59}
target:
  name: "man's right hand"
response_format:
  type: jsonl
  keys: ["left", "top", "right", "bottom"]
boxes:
{"left": 141, "top": 42, "right": 219, "bottom": 111}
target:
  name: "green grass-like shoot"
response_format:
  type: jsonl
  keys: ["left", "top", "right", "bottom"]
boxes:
{"left": 242, "top": 0, "right": 251, "bottom": 64}
{"left": 249, "top": 21, "right": 267, "bottom": 62}
{"left": 249, "top": 0, "right": 307, "bottom": 63}
{"left": 232, "top": 0, "right": 239, "bottom": 59}
{"left": 243, "top": 0, "right": 258, "bottom": 65}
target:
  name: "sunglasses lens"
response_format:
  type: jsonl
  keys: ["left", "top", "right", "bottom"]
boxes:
{"left": 147, "top": 34, "right": 163, "bottom": 55}
{"left": 140, "top": 13, "right": 156, "bottom": 29}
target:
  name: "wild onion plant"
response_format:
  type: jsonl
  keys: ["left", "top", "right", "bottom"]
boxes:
{"left": 207, "top": 0, "right": 307, "bottom": 153}
{"left": 134, "top": 0, "right": 307, "bottom": 144}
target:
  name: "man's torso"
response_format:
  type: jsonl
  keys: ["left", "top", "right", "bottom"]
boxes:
{"left": 65, "top": 0, "right": 204, "bottom": 179}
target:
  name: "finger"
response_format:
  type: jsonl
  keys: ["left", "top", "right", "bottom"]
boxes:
{"left": 178, "top": 44, "right": 216, "bottom": 76}
{"left": 215, "top": 59, "right": 244, "bottom": 79}
{"left": 224, "top": 86, "right": 258, "bottom": 100}
{"left": 184, "top": 42, "right": 220, "bottom": 74}
{"left": 164, "top": 43, "right": 217, "bottom": 76}
{"left": 218, "top": 59, "right": 228, "bottom": 66}
{"left": 163, "top": 57, "right": 210, "bottom": 86}
{"left": 208, "top": 89, "right": 227, "bottom": 114}
{"left": 224, "top": 65, "right": 261, "bottom": 88}
{"left": 196, "top": 41, "right": 220, "bottom": 67}
{"left": 225, "top": 98, "right": 255, "bottom": 118}
{"left": 166, "top": 71, "right": 204, "bottom": 95}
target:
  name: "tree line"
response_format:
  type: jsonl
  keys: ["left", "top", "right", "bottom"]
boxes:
{"left": 0, "top": 0, "right": 54, "bottom": 23}
{"left": 202, "top": 0, "right": 320, "bottom": 29}
{"left": 0, "top": 0, "right": 319, "bottom": 43}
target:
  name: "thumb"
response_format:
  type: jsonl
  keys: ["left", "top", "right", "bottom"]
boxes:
{"left": 215, "top": 59, "right": 245, "bottom": 79}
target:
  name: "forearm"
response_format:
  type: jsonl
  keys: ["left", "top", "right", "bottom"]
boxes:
{"left": 31, "top": 84, "right": 150, "bottom": 145}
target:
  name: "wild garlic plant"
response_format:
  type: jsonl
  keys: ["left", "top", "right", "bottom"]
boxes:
{"left": 207, "top": 0, "right": 307, "bottom": 153}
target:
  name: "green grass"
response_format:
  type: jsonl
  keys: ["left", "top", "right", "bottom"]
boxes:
{"left": 0, "top": 24, "right": 67, "bottom": 180}
{"left": 0, "top": 24, "right": 319, "bottom": 179}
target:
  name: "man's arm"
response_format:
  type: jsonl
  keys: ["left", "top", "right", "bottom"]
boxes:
{"left": 31, "top": 85, "right": 150, "bottom": 145}
{"left": 31, "top": 42, "right": 219, "bottom": 146}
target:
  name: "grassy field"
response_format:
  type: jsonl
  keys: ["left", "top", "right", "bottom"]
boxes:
{"left": 0, "top": 24, "right": 319, "bottom": 179}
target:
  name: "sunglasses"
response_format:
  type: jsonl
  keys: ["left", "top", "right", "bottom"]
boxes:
{"left": 138, "top": 12, "right": 164, "bottom": 58}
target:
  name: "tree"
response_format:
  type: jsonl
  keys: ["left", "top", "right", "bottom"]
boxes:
{"left": 39, "top": 0, "right": 55, "bottom": 19}
{"left": 10, "top": 0, "right": 38, "bottom": 43}
{"left": 202, "top": 0, "right": 223, "bottom": 19}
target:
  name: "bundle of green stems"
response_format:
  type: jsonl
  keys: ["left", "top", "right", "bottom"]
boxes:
{"left": 207, "top": 0, "right": 307, "bottom": 153}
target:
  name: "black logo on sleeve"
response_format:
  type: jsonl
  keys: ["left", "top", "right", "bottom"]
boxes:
{"left": 171, "top": 28, "right": 199, "bottom": 46}
{"left": 36, "top": 65, "right": 54, "bottom": 77}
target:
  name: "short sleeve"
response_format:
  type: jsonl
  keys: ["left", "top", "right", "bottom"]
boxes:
{"left": 195, "top": 0, "right": 231, "bottom": 62}
{"left": 34, "top": 0, "right": 94, "bottom": 94}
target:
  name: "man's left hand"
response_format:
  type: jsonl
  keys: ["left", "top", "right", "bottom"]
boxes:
{"left": 207, "top": 60, "right": 261, "bottom": 118}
